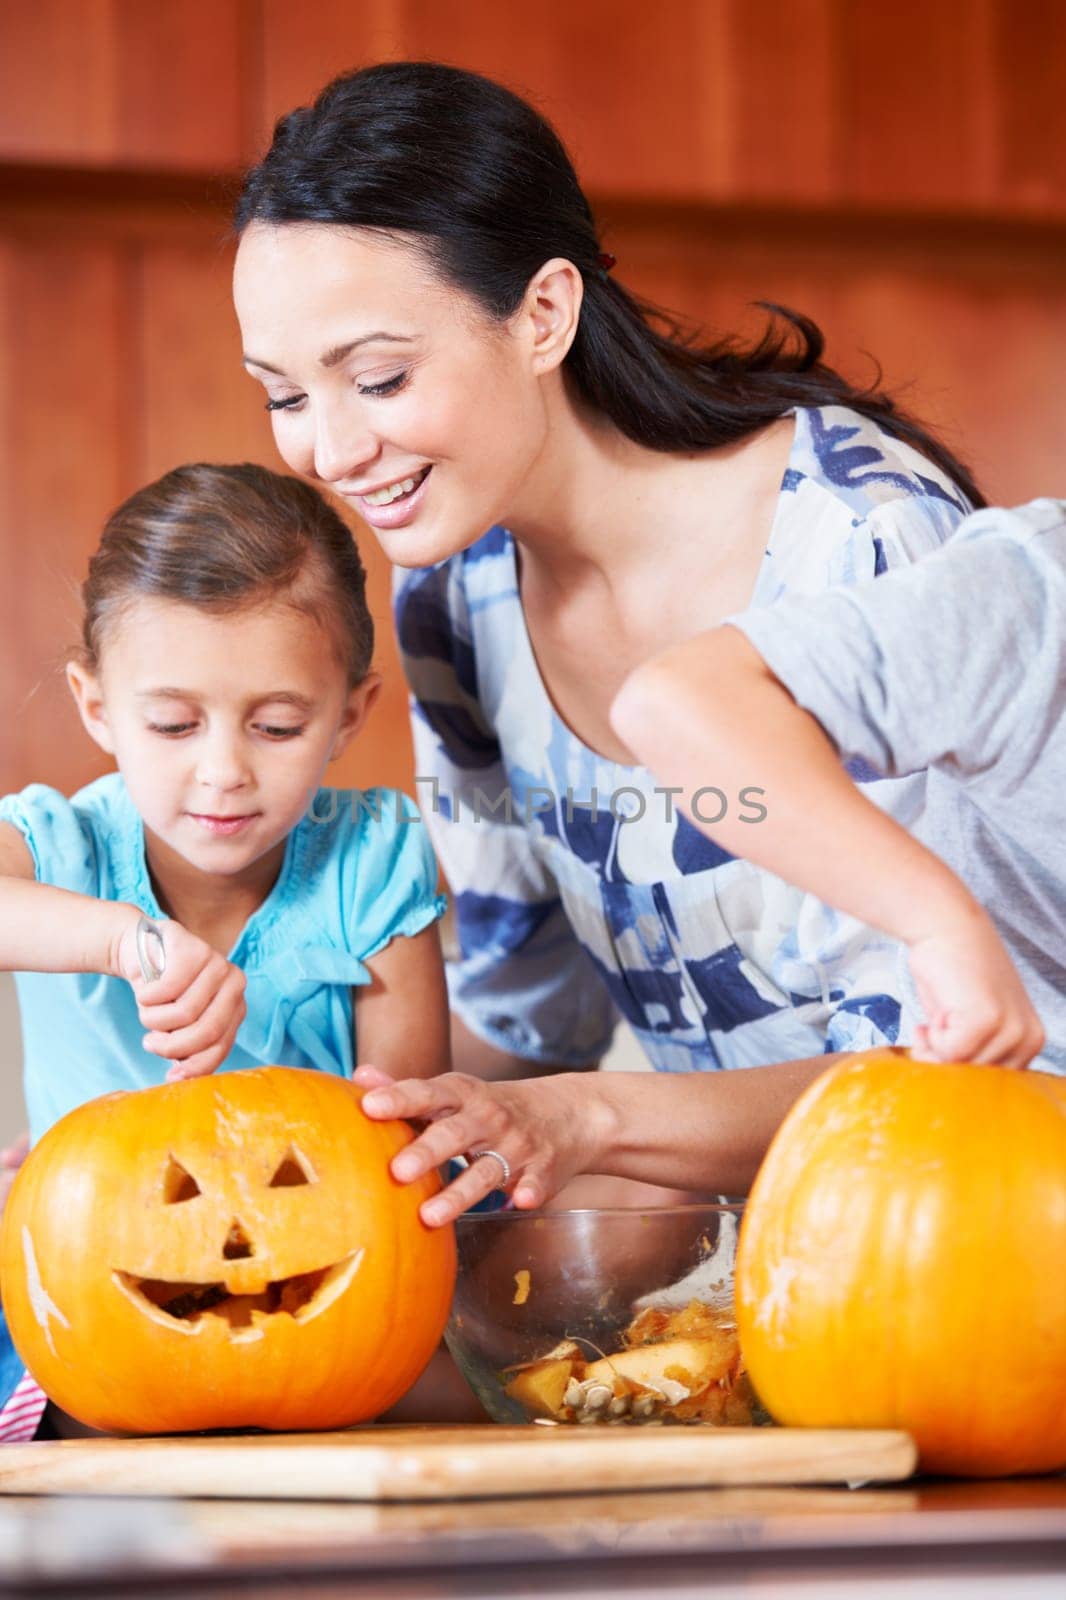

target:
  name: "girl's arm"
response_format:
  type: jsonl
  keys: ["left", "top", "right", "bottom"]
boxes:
{"left": 451, "top": 1013, "right": 596, "bottom": 1081}
{"left": 0, "top": 822, "right": 139, "bottom": 974}
{"left": 609, "top": 627, "right": 1044, "bottom": 1070}
{"left": 356, "top": 922, "right": 452, "bottom": 1081}
{"left": 0, "top": 820, "right": 246, "bottom": 1078}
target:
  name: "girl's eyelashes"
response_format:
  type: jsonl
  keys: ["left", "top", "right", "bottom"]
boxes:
{"left": 147, "top": 722, "right": 305, "bottom": 739}
{"left": 265, "top": 394, "right": 304, "bottom": 413}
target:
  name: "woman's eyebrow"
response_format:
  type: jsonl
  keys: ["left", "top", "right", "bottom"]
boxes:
{"left": 243, "top": 332, "right": 416, "bottom": 375}
{"left": 320, "top": 332, "right": 415, "bottom": 368}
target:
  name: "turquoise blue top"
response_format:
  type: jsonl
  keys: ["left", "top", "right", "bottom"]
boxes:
{"left": 0, "top": 774, "right": 446, "bottom": 1143}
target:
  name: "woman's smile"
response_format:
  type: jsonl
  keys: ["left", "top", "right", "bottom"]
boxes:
{"left": 349, "top": 464, "right": 433, "bottom": 527}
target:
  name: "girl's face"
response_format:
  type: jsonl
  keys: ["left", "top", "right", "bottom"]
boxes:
{"left": 233, "top": 223, "right": 564, "bottom": 568}
{"left": 67, "top": 596, "right": 377, "bottom": 886}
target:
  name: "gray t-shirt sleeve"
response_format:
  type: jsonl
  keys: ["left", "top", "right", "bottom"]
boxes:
{"left": 729, "top": 500, "right": 1066, "bottom": 799}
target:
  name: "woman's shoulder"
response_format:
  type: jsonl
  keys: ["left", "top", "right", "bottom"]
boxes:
{"left": 790, "top": 404, "right": 971, "bottom": 517}
{"left": 764, "top": 405, "right": 975, "bottom": 597}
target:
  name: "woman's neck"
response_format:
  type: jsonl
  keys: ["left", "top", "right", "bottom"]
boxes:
{"left": 502, "top": 387, "right": 669, "bottom": 586}
{"left": 504, "top": 378, "right": 792, "bottom": 598}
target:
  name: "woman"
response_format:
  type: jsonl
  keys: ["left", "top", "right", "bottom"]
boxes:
{"left": 232, "top": 60, "right": 982, "bottom": 1224}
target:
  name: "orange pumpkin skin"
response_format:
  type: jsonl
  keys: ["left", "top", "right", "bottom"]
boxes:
{"left": 0, "top": 1068, "right": 456, "bottom": 1434}
{"left": 735, "top": 1054, "right": 1066, "bottom": 1477}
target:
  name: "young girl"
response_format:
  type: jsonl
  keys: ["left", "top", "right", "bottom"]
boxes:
{"left": 0, "top": 460, "right": 450, "bottom": 1436}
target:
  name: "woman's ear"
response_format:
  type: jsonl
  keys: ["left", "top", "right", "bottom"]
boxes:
{"left": 65, "top": 661, "right": 116, "bottom": 755}
{"left": 521, "top": 258, "right": 584, "bottom": 376}
{"left": 331, "top": 673, "right": 383, "bottom": 761}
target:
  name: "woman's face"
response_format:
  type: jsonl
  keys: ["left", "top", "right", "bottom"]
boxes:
{"left": 234, "top": 223, "right": 553, "bottom": 568}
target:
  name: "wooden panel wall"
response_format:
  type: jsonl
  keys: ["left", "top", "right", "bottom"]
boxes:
{"left": 2, "top": 0, "right": 1065, "bottom": 799}
{"left": 5, "top": 0, "right": 1064, "bottom": 211}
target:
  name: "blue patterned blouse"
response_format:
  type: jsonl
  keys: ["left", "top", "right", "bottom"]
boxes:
{"left": 394, "top": 406, "right": 973, "bottom": 1074}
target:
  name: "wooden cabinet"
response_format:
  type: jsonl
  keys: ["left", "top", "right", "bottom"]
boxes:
{"left": 1, "top": 0, "right": 1065, "bottom": 795}
{"left": 0, "top": 1, "right": 249, "bottom": 171}
{"left": 3, "top": 1, "right": 1065, "bottom": 213}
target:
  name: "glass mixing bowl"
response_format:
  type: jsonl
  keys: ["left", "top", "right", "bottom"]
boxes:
{"left": 444, "top": 1201, "right": 770, "bottom": 1426}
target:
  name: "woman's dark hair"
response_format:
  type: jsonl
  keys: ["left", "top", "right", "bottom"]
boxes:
{"left": 235, "top": 61, "right": 982, "bottom": 506}
{"left": 81, "top": 463, "right": 374, "bottom": 684}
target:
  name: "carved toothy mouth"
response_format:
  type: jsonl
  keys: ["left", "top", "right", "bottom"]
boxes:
{"left": 112, "top": 1249, "right": 365, "bottom": 1341}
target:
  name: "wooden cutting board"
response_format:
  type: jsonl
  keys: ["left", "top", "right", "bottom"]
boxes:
{"left": 0, "top": 1425, "right": 915, "bottom": 1500}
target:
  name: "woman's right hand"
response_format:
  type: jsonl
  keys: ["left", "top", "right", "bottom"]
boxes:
{"left": 114, "top": 917, "right": 247, "bottom": 1080}
{"left": 353, "top": 1065, "right": 599, "bottom": 1227}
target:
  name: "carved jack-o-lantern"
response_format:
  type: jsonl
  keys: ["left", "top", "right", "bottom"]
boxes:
{"left": 0, "top": 1068, "right": 456, "bottom": 1434}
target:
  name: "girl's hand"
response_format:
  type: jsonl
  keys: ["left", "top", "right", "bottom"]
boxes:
{"left": 115, "top": 918, "right": 247, "bottom": 1080}
{"left": 353, "top": 1064, "right": 593, "bottom": 1227}
{"left": 909, "top": 912, "right": 1045, "bottom": 1070}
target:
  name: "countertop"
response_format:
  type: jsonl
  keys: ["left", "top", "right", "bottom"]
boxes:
{"left": 0, "top": 1474, "right": 1062, "bottom": 1597}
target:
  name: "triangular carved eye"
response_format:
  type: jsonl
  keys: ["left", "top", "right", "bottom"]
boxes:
{"left": 269, "top": 1147, "right": 315, "bottom": 1188}
{"left": 163, "top": 1157, "right": 201, "bottom": 1204}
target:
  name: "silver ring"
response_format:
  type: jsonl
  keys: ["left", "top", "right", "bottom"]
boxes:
{"left": 135, "top": 915, "right": 167, "bottom": 983}
{"left": 469, "top": 1149, "right": 511, "bottom": 1189}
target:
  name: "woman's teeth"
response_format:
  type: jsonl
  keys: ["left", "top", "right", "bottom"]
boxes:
{"left": 363, "top": 468, "right": 428, "bottom": 506}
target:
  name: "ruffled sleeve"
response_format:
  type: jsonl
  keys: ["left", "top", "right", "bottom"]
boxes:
{"left": 335, "top": 787, "right": 447, "bottom": 964}
{"left": 226, "top": 788, "right": 445, "bottom": 1076}
{"left": 0, "top": 784, "right": 103, "bottom": 894}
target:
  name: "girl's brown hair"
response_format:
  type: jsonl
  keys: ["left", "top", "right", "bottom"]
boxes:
{"left": 81, "top": 462, "right": 374, "bottom": 684}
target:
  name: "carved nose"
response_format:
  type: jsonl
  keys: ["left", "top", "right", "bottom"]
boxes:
{"left": 222, "top": 1219, "right": 254, "bottom": 1260}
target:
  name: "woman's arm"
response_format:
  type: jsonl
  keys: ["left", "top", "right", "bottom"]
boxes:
{"left": 610, "top": 627, "right": 1043, "bottom": 1069}
{"left": 355, "top": 1050, "right": 835, "bottom": 1225}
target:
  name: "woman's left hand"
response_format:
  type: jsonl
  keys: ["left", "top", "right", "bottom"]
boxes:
{"left": 353, "top": 1064, "right": 594, "bottom": 1227}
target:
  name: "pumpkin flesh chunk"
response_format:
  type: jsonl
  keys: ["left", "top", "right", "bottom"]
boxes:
{"left": 501, "top": 1299, "right": 753, "bottom": 1425}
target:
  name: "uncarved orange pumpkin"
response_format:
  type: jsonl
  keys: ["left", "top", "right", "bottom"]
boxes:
{"left": 0, "top": 1067, "right": 456, "bottom": 1434}
{"left": 735, "top": 1053, "right": 1066, "bottom": 1476}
